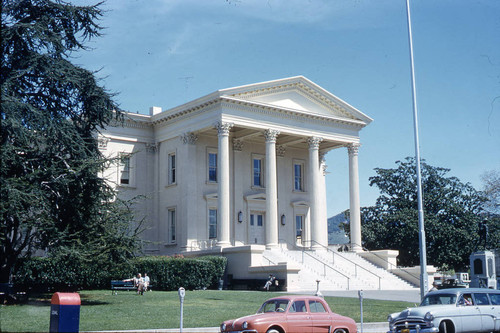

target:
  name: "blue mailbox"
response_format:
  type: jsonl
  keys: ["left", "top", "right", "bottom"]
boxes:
{"left": 50, "top": 292, "right": 81, "bottom": 332}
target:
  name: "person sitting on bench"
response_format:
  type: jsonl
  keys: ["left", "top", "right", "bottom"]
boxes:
{"left": 124, "top": 273, "right": 145, "bottom": 295}
{"left": 263, "top": 274, "right": 276, "bottom": 291}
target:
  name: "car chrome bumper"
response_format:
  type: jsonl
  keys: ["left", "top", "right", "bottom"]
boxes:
{"left": 387, "top": 328, "right": 439, "bottom": 333}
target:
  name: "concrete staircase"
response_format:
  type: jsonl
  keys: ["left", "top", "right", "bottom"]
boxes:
{"left": 262, "top": 248, "right": 416, "bottom": 292}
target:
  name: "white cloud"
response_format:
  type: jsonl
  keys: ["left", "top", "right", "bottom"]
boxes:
{"left": 165, "top": 24, "right": 193, "bottom": 56}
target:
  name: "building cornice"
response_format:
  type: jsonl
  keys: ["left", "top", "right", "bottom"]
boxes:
{"left": 220, "top": 97, "right": 367, "bottom": 130}
{"left": 108, "top": 113, "right": 153, "bottom": 130}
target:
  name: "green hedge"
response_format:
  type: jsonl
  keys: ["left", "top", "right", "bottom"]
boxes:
{"left": 14, "top": 255, "right": 227, "bottom": 291}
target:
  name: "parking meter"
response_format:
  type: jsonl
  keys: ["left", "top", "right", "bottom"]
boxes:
{"left": 178, "top": 287, "right": 185, "bottom": 332}
{"left": 178, "top": 287, "right": 185, "bottom": 302}
{"left": 358, "top": 290, "right": 364, "bottom": 333}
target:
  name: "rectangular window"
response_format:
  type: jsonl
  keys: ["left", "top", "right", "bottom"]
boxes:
{"left": 309, "top": 301, "right": 327, "bottom": 313}
{"left": 474, "top": 293, "right": 490, "bottom": 305}
{"left": 168, "top": 208, "right": 176, "bottom": 243}
{"left": 119, "top": 154, "right": 131, "bottom": 185}
{"left": 250, "top": 214, "right": 263, "bottom": 226}
{"left": 294, "top": 162, "right": 303, "bottom": 191}
{"left": 296, "top": 215, "right": 304, "bottom": 238}
{"left": 209, "top": 209, "right": 217, "bottom": 239}
{"left": 253, "top": 158, "right": 263, "bottom": 187}
{"left": 257, "top": 214, "right": 263, "bottom": 226}
{"left": 489, "top": 293, "right": 500, "bottom": 305}
{"left": 168, "top": 153, "right": 176, "bottom": 185}
{"left": 208, "top": 152, "right": 217, "bottom": 182}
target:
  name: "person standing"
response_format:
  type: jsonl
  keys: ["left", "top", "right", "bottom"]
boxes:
{"left": 144, "top": 273, "right": 150, "bottom": 291}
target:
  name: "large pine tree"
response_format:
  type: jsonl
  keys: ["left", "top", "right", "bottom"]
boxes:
{"left": 1, "top": 0, "right": 141, "bottom": 283}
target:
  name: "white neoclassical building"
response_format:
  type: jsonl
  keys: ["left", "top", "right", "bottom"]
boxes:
{"left": 99, "top": 76, "right": 375, "bottom": 287}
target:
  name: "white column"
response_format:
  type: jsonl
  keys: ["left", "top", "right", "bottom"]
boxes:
{"left": 308, "top": 137, "right": 323, "bottom": 249}
{"left": 319, "top": 152, "right": 329, "bottom": 248}
{"left": 181, "top": 133, "right": 198, "bottom": 250}
{"left": 216, "top": 122, "right": 233, "bottom": 247}
{"left": 348, "top": 143, "right": 362, "bottom": 252}
{"left": 264, "top": 129, "right": 279, "bottom": 249}
{"left": 232, "top": 139, "right": 244, "bottom": 246}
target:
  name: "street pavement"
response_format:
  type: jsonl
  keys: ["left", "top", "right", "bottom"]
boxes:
{"left": 86, "top": 289, "right": 422, "bottom": 333}
{"left": 87, "top": 322, "right": 389, "bottom": 333}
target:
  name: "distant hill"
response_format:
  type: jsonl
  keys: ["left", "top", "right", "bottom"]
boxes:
{"left": 328, "top": 212, "right": 349, "bottom": 245}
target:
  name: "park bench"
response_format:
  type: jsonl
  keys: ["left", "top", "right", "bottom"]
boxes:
{"left": 110, "top": 280, "right": 153, "bottom": 295}
{"left": 111, "top": 280, "right": 136, "bottom": 295}
{"left": 0, "top": 283, "right": 27, "bottom": 304}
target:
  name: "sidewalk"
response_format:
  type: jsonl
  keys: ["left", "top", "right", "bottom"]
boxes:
{"left": 321, "top": 288, "right": 422, "bottom": 303}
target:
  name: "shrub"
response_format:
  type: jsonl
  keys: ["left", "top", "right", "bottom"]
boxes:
{"left": 14, "top": 255, "right": 227, "bottom": 291}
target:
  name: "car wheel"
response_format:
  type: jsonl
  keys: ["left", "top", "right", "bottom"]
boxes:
{"left": 266, "top": 329, "right": 280, "bottom": 333}
{"left": 333, "top": 329, "right": 347, "bottom": 333}
{"left": 438, "top": 321, "right": 448, "bottom": 333}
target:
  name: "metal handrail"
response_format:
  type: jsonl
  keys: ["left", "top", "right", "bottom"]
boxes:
{"left": 303, "top": 251, "right": 350, "bottom": 290}
{"left": 262, "top": 256, "right": 276, "bottom": 266}
{"left": 278, "top": 239, "right": 350, "bottom": 290}
{"left": 303, "top": 240, "right": 382, "bottom": 290}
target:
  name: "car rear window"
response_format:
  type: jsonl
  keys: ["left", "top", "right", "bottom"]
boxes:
{"left": 309, "top": 301, "right": 327, "bottom": 313}
{"left": 474, "top": 293, "right": 490, "bottom": 305}
{"left": 489, "top": 294, "right": 500, "bottom": 305}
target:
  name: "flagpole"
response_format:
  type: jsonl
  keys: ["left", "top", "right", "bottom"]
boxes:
{"left": 405, "top": 0, "right": 428, "bottom": 300}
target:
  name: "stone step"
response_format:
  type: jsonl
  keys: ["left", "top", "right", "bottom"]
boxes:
{"left": 262, "top": 248, "right": 415, "bottom": 291}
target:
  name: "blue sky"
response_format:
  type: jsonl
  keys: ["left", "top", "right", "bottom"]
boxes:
{"left": 75, "top": 0, "right": 500, "bottom": 217}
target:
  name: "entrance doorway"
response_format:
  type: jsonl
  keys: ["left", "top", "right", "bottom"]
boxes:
{"left": 296, "top": 215, "right": 304, "bottom": 246}
{"left": 250, "top": 213, "right": 265, "bottom": 244}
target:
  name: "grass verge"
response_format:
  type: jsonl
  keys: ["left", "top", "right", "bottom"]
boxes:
{"left": 0, "top": 290, "right": 412, "bottom": 332}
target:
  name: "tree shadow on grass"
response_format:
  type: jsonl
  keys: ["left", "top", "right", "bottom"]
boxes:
{"left": 20, "top": 293, "right": 109, "bottom": 306}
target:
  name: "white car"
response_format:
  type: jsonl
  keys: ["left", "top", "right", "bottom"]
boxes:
{"left": 387, "top": 288, "right": 500, "bottom": 333}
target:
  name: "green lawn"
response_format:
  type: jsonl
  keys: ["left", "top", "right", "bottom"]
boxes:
{"left": 0, "top": 290, "right": 412, "bottom": 332}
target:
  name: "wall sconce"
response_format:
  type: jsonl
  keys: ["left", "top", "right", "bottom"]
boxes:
{"left": 281, "top": 214, "right": 286, "bottom": 226}
{"left": 238, "top": 211, "right": 243, "bottom": 223}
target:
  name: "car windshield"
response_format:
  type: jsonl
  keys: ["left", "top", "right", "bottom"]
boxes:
{"left": 420, "top": 294, "right": 457, "bottom": 306}
{"left": 257, "top": 299, "right": 290, "bottom": 313}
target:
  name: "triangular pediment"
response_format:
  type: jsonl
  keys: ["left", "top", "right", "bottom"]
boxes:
{"left": 292, "top": 200, "right": 309, "bottom": 208}
{"left": 244, "top": 193, "right": 266, "bottom": 202}
{"left": 219, "top": 76, "right": 372, "bottom": 125}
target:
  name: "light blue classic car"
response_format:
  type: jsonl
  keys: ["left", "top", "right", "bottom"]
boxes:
{"left": 387, "top": 288, "right": 500, "bottom": 333}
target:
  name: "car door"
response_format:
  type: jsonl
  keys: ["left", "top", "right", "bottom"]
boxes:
{"left": 488, "top": 293, "right": 500, "bottom": 332}
{"left": 308, "top": 300, "right": 332, "bottom": 333}
{"left": 287, "top": 300, "right": 313, "bottom": 333}
{"left": 474, "top": 293, "right": 495, "bottom": 332}
{"left": 457, "top": 293, "right": 482, "bottom": 332}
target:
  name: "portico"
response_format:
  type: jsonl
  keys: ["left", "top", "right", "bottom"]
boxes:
{"left": 210, "top": 122, "right": 365, "bottom": 251}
